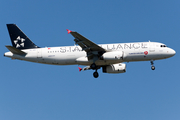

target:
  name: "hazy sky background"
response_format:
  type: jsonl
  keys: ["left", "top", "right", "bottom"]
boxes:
{"left": 0, "top": 0, "right": 180, "bottom": 120}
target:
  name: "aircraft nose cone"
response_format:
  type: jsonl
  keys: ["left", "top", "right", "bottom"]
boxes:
{"left": 169, "top": 48, "right": 176, "bottom": 57}
{"left": 172, "top": 49, "right": 176, "bottom": 56}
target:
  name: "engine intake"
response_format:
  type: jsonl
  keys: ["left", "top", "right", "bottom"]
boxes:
{"left": 102, "top": 63, "right": 126, "bottom": 74}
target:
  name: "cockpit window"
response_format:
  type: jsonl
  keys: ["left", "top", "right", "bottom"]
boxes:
{"left": 160, "top": 45, "right": 167, "bottom": 47}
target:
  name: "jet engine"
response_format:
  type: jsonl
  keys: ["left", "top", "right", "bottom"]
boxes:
{"left": 101, "top": 51, "right": 123, "bottom": 60}
{"left": 102, "top": 63, "right": 126, "bottom": 74}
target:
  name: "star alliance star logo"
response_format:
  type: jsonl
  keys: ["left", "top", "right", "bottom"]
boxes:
{"left": 14, "top": 36, "right": 25, "bottom": 48}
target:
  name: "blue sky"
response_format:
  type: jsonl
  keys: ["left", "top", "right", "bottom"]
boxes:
{"left": 0, "top": 0, "right": 180, "bottom": 120}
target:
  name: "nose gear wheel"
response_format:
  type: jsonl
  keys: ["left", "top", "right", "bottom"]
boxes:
{"left": 150, "top": 60, "right": 155, "bottom": 70}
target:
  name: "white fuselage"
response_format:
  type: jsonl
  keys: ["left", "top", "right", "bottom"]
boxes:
{"left": 4, "top": 42, "right": 176, "bottom": 66}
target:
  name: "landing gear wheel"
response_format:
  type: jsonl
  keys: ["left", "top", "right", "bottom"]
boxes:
{"left": 150, "top": 60, "right": 155, "bottom": 70}
{"left": 91, "top": 63, "right": 97, "bottom": 70}
{"left": 151, "top": 66, "right": 155, "bottom": 70}
{"left": 93, "top": 71, "right": 99, "bottom": 78}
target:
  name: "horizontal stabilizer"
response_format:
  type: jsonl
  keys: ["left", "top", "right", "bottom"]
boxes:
{"left": 5, "top": 46, "right": 26, "bottom": 55}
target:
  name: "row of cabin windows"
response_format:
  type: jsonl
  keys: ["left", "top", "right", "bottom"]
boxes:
{"left": 48, "top": 51, "right": 61, "bottom": 53}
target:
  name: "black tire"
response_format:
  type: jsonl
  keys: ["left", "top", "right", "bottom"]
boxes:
{"left": 93, "top": 72, "right": 99, "bottom": 78}
{"left": 91, "top": 63, "right": 97, "bottom": 70}
{"left": 151, "top": 66, "right": 155, "bottom": 70}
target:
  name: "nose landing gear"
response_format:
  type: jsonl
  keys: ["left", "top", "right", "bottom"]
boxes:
{"left": 151, "top": 60, "right": 155, "bottom": 70}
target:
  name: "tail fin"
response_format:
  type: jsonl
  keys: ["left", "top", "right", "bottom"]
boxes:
{"left": 6, "top": 24, "right": 40, "bottom": 50}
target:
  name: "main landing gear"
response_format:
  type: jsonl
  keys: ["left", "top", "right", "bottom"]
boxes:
{"left": 151, "top": 60, "right": 155, "bottom": 70}
{"left": 91, "top": 63, "right": 99, "bottom": 78}
{"left": 93, "top": 70, "right": 99, "bottom": 78}
{"left": 90, "top": 63, "right": 97, "bottom": 70}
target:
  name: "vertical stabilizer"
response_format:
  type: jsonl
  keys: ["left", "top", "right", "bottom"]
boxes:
{"left": 6, "top": 24, "right": 39, "bottom": 49}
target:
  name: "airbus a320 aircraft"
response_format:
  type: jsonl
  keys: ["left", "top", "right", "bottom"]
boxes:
{"left": 4, "top": 24, "right": 176, "bottom": 78}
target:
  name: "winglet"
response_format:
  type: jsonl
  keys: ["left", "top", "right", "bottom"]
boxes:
{"left": 78, "top": 67, "right": 82, "bottom": 72}
{"left": 66, "top": 29, "right": 72, "bottom": 34}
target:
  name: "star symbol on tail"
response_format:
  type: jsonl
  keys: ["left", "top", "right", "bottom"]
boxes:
{"left": 14, "top": 36, "right": 25, "bottom": 48}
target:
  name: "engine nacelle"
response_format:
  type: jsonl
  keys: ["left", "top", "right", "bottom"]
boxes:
{"left": 101, "top": 51, "right": 123, "bottom": 60}
{"left": 102, "top": 63, "right": 126, "bottom": 74}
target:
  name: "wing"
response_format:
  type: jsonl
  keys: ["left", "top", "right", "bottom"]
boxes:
{"left": 67, "top": 30, "right": 107, "bottom": 60}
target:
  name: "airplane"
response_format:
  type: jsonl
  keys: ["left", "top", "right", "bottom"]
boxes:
{"left": 4, "top": 24, "right": 176, "bottom": 78}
